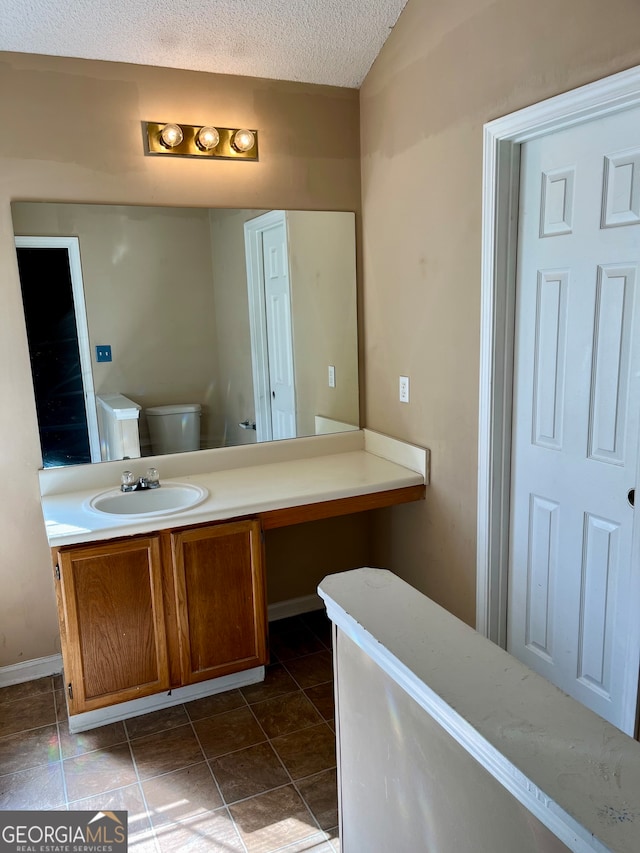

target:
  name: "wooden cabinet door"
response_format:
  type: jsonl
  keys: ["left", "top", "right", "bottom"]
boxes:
{"left": 55, "top": 536, "right": 170, "bottom": 714}
{"left": 171, "top": 519, "right": 267, "bottom": 685}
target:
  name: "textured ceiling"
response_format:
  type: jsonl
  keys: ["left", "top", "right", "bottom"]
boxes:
{"left": 0, "top": 0, "right": 408, "bottom": 88}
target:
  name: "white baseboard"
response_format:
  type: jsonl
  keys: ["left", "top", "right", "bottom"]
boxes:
{"left": 0, "top": 654, "right": 63, "bottom": 688}
{"left": 268, "top": 593, "right": 324, "bottom": 622}
{"left": 68, "top": 666, "right": 265, "bottom": 733}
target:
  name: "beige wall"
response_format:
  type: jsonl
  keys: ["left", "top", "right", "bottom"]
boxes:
{"left": 265, "top": 516, "right": 371, "bottom": 606}
{"left": 288, "top": 211, "right": 359, "bottom": 436}
{"left": 361, "top": 0, "right": 640, "bottom": 625}
{"left": 0, "top": 52, "right": 360, "bottom": 667}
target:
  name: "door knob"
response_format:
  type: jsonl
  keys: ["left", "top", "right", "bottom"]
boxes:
{"left": 628, "top": 488, "right": 635, "bottom": 508}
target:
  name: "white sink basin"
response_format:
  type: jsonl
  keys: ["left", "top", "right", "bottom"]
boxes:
{"left": 87, "top": 482, "right": 208, "bottom": 518}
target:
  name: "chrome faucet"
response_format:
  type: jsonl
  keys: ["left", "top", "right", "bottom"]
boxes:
{"left": 120, "top": 468, "right": 161, "bottom": 492}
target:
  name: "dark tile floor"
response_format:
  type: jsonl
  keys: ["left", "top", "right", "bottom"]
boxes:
{"left": 0, "top": 610, "right": 339, "bottom": 852}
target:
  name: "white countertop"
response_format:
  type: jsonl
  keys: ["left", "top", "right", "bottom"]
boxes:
{"left": 41, "top": 431, "right": 427, "bottom": 546}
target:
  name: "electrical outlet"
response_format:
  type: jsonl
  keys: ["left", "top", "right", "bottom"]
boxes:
{"left": 399, "top": 375, "right": 410, "bottom": 403}
{"left": 96, "top": 345, "right": 112, "bottom": 363}
{"left": 328, "top": 365, "right": 336, "bottom": 388}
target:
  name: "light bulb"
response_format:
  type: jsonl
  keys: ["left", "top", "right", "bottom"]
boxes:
{"left": 159, "top": 123, "right": 184, "bottom": 149}
{"left": 196, "top": 126, "right": 220, "bottom": 151}
{"left": 232, "top": 129, "right": 255, "bottom": 153}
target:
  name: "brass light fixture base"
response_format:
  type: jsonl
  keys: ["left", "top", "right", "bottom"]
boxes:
{"left": 144, "top": 122, "right": 259, "bottom": 160}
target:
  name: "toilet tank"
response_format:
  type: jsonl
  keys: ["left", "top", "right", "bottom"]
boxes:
{"left": 145, "top": 403, "right": 201, "bottom": 455}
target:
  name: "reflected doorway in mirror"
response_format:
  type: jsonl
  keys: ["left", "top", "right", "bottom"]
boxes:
{"left": 244, "top": 210, "right": 297, "bottom": 442}
{"left": 15, "top": 236, "right": 100, "bottom": 467}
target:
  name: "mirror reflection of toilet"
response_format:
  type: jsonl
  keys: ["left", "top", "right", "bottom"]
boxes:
{"left": 145, "top": 404, "right": 201, "bottom": 455}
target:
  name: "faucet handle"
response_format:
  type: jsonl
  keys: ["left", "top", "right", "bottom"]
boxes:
{"left": 120, "top": 470, "right": 137, "bottom": 492}
{"left": 146, "top": 467, "right": 160, "bottom": 488}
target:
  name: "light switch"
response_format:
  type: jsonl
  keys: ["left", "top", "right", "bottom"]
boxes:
{"left": 328, "top": 365, "right": 336, "bottom": 388}
{"left": 96, "top": 345, "right": 112, "bottom": 363}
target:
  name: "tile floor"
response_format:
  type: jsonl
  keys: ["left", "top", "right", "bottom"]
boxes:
{"left": 0, "top": 610, "right": 339, "bottom": 852}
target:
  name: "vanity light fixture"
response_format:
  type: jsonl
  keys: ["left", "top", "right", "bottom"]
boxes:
{"left": 144, "top": 122, "right": 259, "bottom": 160}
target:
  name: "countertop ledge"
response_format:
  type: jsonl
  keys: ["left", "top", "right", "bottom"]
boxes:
{"left": 41, "top": 431, "right": 428, "bottom": 547}
{"left": 319, "top": 568, "right": 640, "bottom": 853}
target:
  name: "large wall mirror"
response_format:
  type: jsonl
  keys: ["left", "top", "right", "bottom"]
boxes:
{"left": 12, "top": 202, "right": 359, "bottom": 468}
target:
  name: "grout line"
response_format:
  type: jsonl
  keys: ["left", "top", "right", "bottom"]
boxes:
{"left": 126, "top": 717, "right": 192, "bottom": 743}
{"left": 0, "top": 678, "right": 58, "bottom": 709}
{"left": 189, "top": 736, "right": 269, "bottom": 763}
{"left": 289, "top": 778, "right": 327, "bottom": 838}
{"left": 185, "top": 712, "right": 225, "bottom": 800}
{"left": 298, "top": 612, "right": 333, "bottom": 649}
{"left": 237, "top": 686, "right": 251, "bottom": 708}
{"left": 58, "top": 737, "right": 130, "bottom": 759}
{"left": 217, "top": 764, "right": 329, "bottom": 852}
{"left": 186, "top": 702, "right": 250, "bottom": 853}
{"left": 135, "top": 757, "right": 209, "bottom": 786}
{"left": 56, "top": 738, "right": 70, "bottom": 808}
{"left": 149, "top": 805, "right": 244, "bottom": 853}
{"left": 268, "top": 829, "right": 333, "bottom": 853}
{"left": 248, "top": 687, "right": 321, "bottom": 714}
{"left": 284, "top": 663, "right": 334, "bottom": 693}
{"left": 0, "top": 718, "right": 59, "bottom": 739}
{"left": 280, "top": 663, "right": 314, "bottom": 693}
{"left": 291, "top": 764, "right": 338, "bottom": 785}
{"left": 291, "top": 768, "right": 339, "bottom": 842}
{"left": 282, "top": 648, "right": 333, "bottom": 663}
{"left": 244, "top": 695, "right": 272, "bottom": 742}
{"left": 124, "top": 706, "right": 162, "bottom": 853}
{"left": 269, "top": 734, "right": 297, "bottom": 784}
{"left": 181, "top": 689, "right": 250, "bottom": 723}
{"left": 256, "top": 701, "right": 329, "bottom": 840}
{"left": 243, "top": 685, "right": 300, "bottom": 707}
{"left": 222, "top": 778, "right": 297, "bottom": 808}
{"left": 247, "top": 700, "right": 330, "bottom": 745}
{"left": 52, "top": 682, "right": 70, "bottom": 808}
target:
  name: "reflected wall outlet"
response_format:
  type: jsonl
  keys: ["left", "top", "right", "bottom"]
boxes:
{"left": 328, "top": 365, "right": 336, "bottom": 388}
{"left": 399, "top": 375, "right": 410, "bottom": 403}
{"left": 96, "top": 345, "right": 112, "bottom": 363}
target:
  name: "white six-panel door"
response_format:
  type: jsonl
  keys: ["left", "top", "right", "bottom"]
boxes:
{"left": 508, "top": 106, "right": 640, "bottom": 731}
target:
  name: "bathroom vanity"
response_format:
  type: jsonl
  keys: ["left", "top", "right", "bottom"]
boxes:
{"left": 41, "top": 429, "right": 428, "bottom": 731}
{"left": 54, "top": 519, "right": 266, "bottom": 716}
